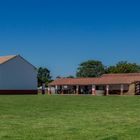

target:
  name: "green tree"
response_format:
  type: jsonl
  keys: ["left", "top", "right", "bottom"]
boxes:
{"left": 67, "top": 75, "right": 74, "bottom": 78}
{"left": 76, "top": 60, "right": 105, "bottom": 77}
{"left": 56, "top": 76, "right": 62, "bottom": 79}
{"left": 106, "top": 61, "right": 140, "bottom": 73}
{"left": 37, "top": 67, "right": 52, "bottom": 87}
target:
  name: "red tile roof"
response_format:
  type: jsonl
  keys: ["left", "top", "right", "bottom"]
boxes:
{"left": 49, "top": 73, "right": 140, "bottom": 86}
{"left": 102, "top": 73, "right": 140, "bottom": 77}
{"left": 0, "top": 55, "right": 36, "bottom": 69}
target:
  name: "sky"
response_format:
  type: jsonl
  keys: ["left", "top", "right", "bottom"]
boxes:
{"left": 0, "top": 0, "right": 140, "bottom": 78}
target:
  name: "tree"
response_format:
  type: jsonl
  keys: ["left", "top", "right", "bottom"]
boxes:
{"left": 56, "top": 76, "right": 62, "bottom": 79}
{"left": 37, "top": 67, "right": 52, "bottom": 87}
{"left": 67, "top": 75, "right": 74, "bottom": 78}
{"left": 106, "top": 61, "right": 140, "bottom": 73}
{"left": 76, "top": 60, "right": 105, "bottom": 77}
{"left": 56, "top": 75, "right": 74, "bottom": 78}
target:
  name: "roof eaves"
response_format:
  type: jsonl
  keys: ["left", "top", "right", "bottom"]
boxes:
{"left": 0, "top": 55, "right": 17, "bottom": 65}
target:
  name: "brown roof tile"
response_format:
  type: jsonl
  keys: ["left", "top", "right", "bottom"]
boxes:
{"left": 0, "top": 55, "right": 16, "bottom": 64}
{"left": 102, "top": 73, "right": 140, "bottom": 77}
{"left": 49, "top": 73, "right": 140, "bottom": 86}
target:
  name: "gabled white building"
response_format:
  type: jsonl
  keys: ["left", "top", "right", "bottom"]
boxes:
{"left": 0, "top": 55, "right": 37, "bottom": 94}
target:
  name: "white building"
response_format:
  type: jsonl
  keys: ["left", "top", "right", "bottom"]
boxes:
{"left": 0, "top": 55, "right": 37, "bottom": 94}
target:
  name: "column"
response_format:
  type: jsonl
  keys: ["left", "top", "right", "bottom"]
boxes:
{"left": 55, "top": 85, "right": 58, "bottom": 94}
{"left": 76, "top": 85, "right": 79, "bottom": 95}
{"left": 42, "top": 83, "right": 46, "bottom": 95}
{"left": 92, "top": 85, "right": 96, "bottom": 95}
{"left": 120, "top": 84, "right": 124, "bottom": 95}
{"left": 48, "top": 86, "right": 51, "bottom": 95}
{"left": 61, "top": 86, "right": 64, "bottom": 95}
{"left": 106, "top": 85, "right": 109, "bottom": 96}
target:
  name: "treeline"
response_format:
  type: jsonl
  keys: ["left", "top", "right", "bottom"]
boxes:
{"left": 37, "top": 60, "right": 140, "bottom": 86}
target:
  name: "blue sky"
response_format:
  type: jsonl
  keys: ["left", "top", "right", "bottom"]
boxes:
{"left": 0, "top": 0, "right": 140, "bottom": 77}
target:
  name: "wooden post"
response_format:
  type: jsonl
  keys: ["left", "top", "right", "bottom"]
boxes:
{"left": 121, "top": 84, "right": 124, "bottom": 95}
{"left": 76, "top": 85, "right": 79, "bottom": 95}
{"left": 106, "top": 85, "right": 109, "bottom": 96}
{"left": 92, "top": 85, "right": 96, "bottom": 95}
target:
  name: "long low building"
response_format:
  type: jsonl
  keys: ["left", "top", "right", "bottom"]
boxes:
{"left": 48, "top": 73, "right": 140, "bottom": 95}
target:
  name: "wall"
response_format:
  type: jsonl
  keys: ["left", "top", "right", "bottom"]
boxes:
{"left": 109, "top": 84, "right": 129, "bottom": 90}
{"left": 96, "top": 90, "right": 105, "bottom": 96}
{"left": 0, "top": 56, "right": 37, "bottom": 90}
{"left": 126, "top": 83, "right": 135, "bottom": 95}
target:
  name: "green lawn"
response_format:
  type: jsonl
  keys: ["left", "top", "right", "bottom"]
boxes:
{"left": 0, "top": 95, "right": 140, "bottom": 140}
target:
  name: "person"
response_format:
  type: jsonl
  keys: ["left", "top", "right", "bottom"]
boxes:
{"left": 42, "top": 83, "right": 46, "bottom": 95}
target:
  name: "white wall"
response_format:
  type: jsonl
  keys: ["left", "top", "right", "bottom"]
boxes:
{"left": 0, "top": 56, "right": 37, "bottom": 90}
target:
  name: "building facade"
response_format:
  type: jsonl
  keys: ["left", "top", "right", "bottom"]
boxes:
{"left": 0, "top": 55, "right": 37, "bottom": 94}
{"left": 48, "top": 73, "right": 140, "bottom": 95}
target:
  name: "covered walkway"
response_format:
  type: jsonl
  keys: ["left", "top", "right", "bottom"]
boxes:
{"left": 48, "top": 73, "right": 140, "bottom": 96}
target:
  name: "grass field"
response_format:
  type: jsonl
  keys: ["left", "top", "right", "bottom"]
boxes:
{"left": 0, "top": 95, "right": 140, "bottom": 140}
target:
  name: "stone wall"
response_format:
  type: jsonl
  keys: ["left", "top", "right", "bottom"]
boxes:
{"left": 126, "top": 83, "right": 135, "bottom": 95}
